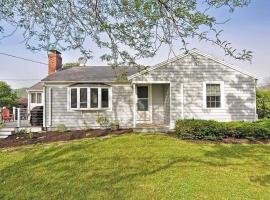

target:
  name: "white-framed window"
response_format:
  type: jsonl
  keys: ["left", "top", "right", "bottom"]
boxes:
{"left": 203, "top": 81, "right": 224, "bottom": 109}
{"left": 31, "top": 92, "right": 42, "bottom": 104}
{"left": 68, "top": 87, "right": 111, "bottom": 110}
{"left": 137, "top": 86, "right": 149, "bottom": 111}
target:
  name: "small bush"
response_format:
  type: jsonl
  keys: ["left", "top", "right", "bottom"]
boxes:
{"left": 96, "top": 115, "right": 110, "bottom": 128}
{"left": 175, "top": 119, "right": 270, "bottom": 140}
{"left": 56, "top": 124, "right": 68, "bottom": 132}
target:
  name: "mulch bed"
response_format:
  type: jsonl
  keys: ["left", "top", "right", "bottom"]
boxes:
{"left": 183, "top": 137, "right": 270, "bottom": 144}
{"left": 0, "top": 129, "right": 133, "bottom": 149}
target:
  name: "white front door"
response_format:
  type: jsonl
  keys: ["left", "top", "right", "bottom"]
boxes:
{"left": 136, "top": 85, "right": 151, "bottom": 123}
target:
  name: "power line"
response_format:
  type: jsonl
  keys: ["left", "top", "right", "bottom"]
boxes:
{"left": 0, "top": 52, "right": 47, "bottom": 65}
{"left": 0, "top": 79, "right": 41, "bottom": 81}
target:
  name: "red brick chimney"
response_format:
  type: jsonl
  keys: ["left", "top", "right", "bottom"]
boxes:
{"left": 48, "top": 50, "right": 62, "bottom": 75}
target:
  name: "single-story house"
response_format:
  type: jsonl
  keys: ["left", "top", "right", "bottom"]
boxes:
{"left": 30, "top": 49, "right": 257, "bottom": 131}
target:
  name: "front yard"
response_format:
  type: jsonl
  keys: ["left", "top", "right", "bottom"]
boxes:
{"left": 0, "top": 134, "right": 270, "bottom": 200}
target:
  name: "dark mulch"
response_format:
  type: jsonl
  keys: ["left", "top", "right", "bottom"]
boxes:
{"left": 0, "top": 129, "right": 133, "bottom": 149}
{"left": 183, "top": 137, "right": 270, "bottom": 144}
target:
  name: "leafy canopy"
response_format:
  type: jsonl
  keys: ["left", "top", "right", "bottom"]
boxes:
{"left": 0, "top": 0, "right": 252, "bottom": 66}
{"left": 0, "top": 81, "right": 18, "bottom": 108}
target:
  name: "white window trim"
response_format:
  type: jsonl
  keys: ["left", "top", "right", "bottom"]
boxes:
{"left": 30, "top": 92, "right": 43, "bottom": 104}
{"left": 203, "top": 81, "right": 224, "bottom": 109}
{"left": 67, "top": 86, "right": 112, "bottom": 111}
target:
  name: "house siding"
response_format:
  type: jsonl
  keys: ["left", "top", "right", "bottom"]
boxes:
{"left": 132, "top": 54, "right": 256, "bottom": 127}
{"left": 45, "top": 83, "right": 133, "bottom": 130}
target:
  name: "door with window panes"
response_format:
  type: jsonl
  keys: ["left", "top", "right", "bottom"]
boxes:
{"left": 136, "top": 85, "right": 151, "bottom": 123}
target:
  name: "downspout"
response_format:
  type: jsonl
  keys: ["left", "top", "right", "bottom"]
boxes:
{"left": 133, "top": 84, "right": 136, "bottom": 128}
{"left": 254, "top": 79, "right": 258, "bottom": 121}
{"left": 43, "top": 85, "right": 46, "bottom": 129}
{"left": 48, "top": 87, "right": 52, "bottom": 127}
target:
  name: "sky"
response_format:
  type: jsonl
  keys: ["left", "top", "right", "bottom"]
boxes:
{"left": 0, "top": 0, "right": 269, "bottom": 89}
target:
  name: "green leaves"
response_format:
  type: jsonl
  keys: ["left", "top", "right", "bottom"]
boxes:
{"left": 0, "top": 81, "right": 18, "bottom": 109}
{"left": 0, "top": 0, "right": 252, "bottom": 67}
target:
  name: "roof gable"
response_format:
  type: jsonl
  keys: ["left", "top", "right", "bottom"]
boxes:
{"left": 128, "top": 49, "right": 257, "bottom": 80}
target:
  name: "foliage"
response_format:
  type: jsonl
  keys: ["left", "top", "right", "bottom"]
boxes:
{"left": 110, "top": 120, "right": 120, "bottom": 130}
{"left": 0, "top": 0, "right": 252, "bottom": 67}
{"left": 28, "top": 132, "right": 33, "bottom": 139}
{"left": 256, "top": 89, "right": 270, "bottom": 118}
{"left": 56, "top": 124, "right": 68, "bottom": 133}
{"left": 63, "top": 62, "right": 80, "bottom": 68}
{"left": 175, "top": 119, "right": 270, "bottom": 140}
{"left": 16, "top": 128, "right": 28, "bottom": 135}
{"left": 0, "top": 134, "right": 270, "bottom": 199}
{"left": 0, "top": 81, "right": 18, "bottom": 109}
{"left": 13, "top": 88, "right": 28, "bottom": 98}
{"left": 110, "top": 120, "right": 120, "bottom": 126}
{"left": 96, "top": 115, "right": 110, "bottom": 128}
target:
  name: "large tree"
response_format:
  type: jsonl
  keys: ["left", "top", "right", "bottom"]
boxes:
{"left": 0, "top": 81, "right": 18, "bottom": 109}
{"left": 0, "top": 0, "right": 252, "bottom": 66}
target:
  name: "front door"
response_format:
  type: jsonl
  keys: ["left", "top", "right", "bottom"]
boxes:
{"left": 136, "top": 85, "right": 151, "bottom": 123}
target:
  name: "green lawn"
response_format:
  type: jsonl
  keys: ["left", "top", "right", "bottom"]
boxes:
{"left": 0, "top": 134, "right": 270, "bottom": 200}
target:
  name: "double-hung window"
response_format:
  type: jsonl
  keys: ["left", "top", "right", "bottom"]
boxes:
{"left": 69, "top": 87, "right": 111, "bottom": 110}
{"left": 205, "top": 83, "right": 221, "bottom": 108}
{"left": 31, "top": 92, "right": 42, "bottom": 104}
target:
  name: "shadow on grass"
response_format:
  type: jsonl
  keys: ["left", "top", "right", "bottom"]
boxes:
{"left": 0, "top": 136, "right": 270, "bottom": 199}
{"left": 250, "top": 175, "right": 270, "bottom": 186}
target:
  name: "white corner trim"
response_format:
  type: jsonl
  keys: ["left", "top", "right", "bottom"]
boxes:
{"left": 48, "top": 87, "right": 52, "bottom": 127}
{"left": 181, "top": 83, "right": 184, "bottom": 119}
{"left": 203, "top": 81, "right": 225, "bottom": 109}
{"left": 149, "top": 84, "right": 153, "bottom": 124}
{"left": 43, "top": 86, "right": 46, "bottom": 128}
{"left": 133, "top": 84, "right": 136, "bottom": 128}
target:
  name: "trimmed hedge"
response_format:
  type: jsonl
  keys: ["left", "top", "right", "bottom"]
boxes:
{"left": 175, "top": 119, "right": 270, "bottom": 140}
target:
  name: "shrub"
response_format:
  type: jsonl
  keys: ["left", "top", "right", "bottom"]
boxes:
{"left": 175, "top": 119, "right": 270, "bottom": 140}
{"left": 176, "top": 119, "right": 227, "bottom": 140}
{"left": 96, "top": 115, "right": 110, "bottom": 128}
{"left": 257, "top": 89, "right": 270, "bottom": 118}
{"left": 56, "top": 124, "right": 68, "bottom": 132}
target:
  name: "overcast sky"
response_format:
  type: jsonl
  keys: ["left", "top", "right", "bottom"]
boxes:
{"left": 0, "top": 0, "right": 269, "bottom": 89}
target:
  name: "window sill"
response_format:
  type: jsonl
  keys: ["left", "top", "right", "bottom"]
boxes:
{"left": 70, "top": 108, "right": 111, "bottom": 111}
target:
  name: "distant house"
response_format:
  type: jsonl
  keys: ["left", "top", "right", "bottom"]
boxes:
{"left": 29, "top": 49, "right": 257, "bottom": 131}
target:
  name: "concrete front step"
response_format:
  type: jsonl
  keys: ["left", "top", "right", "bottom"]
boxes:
{"left": 0, "top": 130, "right": 13, "bottom": 139}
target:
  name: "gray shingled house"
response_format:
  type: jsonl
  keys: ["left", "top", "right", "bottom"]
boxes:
{"left": 32, "top": 49, "right": 257, "bottom": 131}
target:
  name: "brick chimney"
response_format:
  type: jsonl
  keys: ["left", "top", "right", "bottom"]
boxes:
{"left": 48, "top": 50, "right": 62, "bottom": 75}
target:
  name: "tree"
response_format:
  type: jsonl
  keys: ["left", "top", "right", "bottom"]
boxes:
{"left": 0, "top": 81, "right": 18, "bottom": 108}
{"left": 0, "top": 0, "right": 252, "bottom": 67}
{"left": 63, "top": 62, "right": 80, "bottom": 68}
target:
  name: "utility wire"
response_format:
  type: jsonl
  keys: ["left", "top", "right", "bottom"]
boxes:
{"left": 0, "top": 52, "right": 47, "bottom": 65}
{"left": 0, "top": 79, "right": 41, "bottom": 81}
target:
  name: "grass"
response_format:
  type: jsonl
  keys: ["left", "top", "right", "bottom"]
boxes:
{"left": 0, "top": 134, "right": 270, "bottom": 200}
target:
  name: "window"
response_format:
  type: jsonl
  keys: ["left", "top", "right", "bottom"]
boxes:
{"left": 80, "top": 88, "right": 87, "bottom": 108}
{"left": 137, "top": 86, "right": 148, "bottom": 111}
{"left": 69, "top": 87, "right": 111, "bottom": 110}
{"left": 71, "top": 88, "right": 77, "bottom": 108}
{"left": 206, "top": 84, "right": 221, "bottom": 108}
{"left": 101, "top": 88, "right": 109, "bottom": 108}
{"left": 31, "top": 92, "right": 42, "bottom": 104}
{"left": 90, "top": 88, "right": 98, "bottom": 108}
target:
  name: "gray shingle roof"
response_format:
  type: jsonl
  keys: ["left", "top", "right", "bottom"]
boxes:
{"left": 42, "top": 66, "right": 139, "bottom": 82}
{"left": 28, "top": 82, "right": 43, "bottom": 91}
